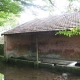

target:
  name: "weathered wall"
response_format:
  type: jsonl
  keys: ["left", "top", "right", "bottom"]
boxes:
{"left": 4, "top": 32, "right": 80, "bottom": 61}
{"left": 0, "top": 44, "right": 4, "bottom": 56}
{"left": 38, "top": 33, "right": 80, "bottom": 60}
{"left": 4, "top": 34, "right": 33, "bottom": 58}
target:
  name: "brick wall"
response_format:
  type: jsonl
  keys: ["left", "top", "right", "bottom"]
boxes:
{"left": 4, "top": 32, "right": 80, "bottom": 60}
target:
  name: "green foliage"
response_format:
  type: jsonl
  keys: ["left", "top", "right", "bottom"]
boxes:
{"left": 0, "top": 0, "right": 80, "bottom": 26}
{"left": 0, "top": 0, "right": 23, "bottom": 14}
{"left": 0, "top": 0, "right": 23, "bottom": 26}
{"left": 0, "top": 0, "right": 47, "bottom": 26}
{"left": 55, "top": 26, "right": 80, "bottom": 37}
{"left": 0, "top": 73, "right": 4, "bottom": 80}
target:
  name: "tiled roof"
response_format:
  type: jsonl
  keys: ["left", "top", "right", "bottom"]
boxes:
{"left": 2, "top": 12, "right": 80, "bottom": 35}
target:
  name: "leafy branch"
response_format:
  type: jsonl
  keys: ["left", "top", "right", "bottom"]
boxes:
{"left": 55, "top": 26, "right": 80, "bottom": 37}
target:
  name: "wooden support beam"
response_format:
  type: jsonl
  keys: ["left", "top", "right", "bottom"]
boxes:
{"left": 36, "top": 36, "right": 39, "bottom": 66}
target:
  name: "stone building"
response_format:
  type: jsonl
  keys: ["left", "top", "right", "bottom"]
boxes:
{"left": 2, "top": 12, "right": 80, "bottom": 63}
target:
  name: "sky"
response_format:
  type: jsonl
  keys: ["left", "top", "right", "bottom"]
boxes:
{"left": 19, "top": 0, "right": 69, "bottom": 24}
{"left": 18, "top": 0, "right": 80, "bottom": 25}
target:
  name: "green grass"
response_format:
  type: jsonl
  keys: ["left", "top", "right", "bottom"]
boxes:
{"left": 0, "top": 73, "right": 4, "bottom": 80}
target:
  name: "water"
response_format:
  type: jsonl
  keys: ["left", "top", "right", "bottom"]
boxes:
{"left": 0, "top": 62, "right": 80, "bottom": 80}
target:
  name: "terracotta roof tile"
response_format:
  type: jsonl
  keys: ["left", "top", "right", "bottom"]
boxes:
{"left": 2, "top": 12, "right": 80, "bottom": 35}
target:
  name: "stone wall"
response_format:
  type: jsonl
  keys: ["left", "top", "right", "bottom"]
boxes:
{"left": 4, "top": 32, "right": 80, "bottom": 61}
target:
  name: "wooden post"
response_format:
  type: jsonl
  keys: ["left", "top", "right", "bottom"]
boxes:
{"left": 4, "top": 42, "right": 6, "bottom": 57}
{"left": 35, "top": 36, "right": 39, "bottom": 67}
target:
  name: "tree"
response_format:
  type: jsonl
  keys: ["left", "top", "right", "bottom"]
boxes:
{"left": 0, "top": 0, "right": 23, "bottom": 26}
{"left": 0, "top": 0, "right": 51, "bottom": 26}
{"left": 67, "top": 0, "right": 80, "bottom": 12}
{"left": 0, "top": 0, "right": 80, "bottom": 26}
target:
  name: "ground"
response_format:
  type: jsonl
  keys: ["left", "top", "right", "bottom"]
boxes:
{"left": 0, "top": 61, "right": 80, "bottom": 80}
